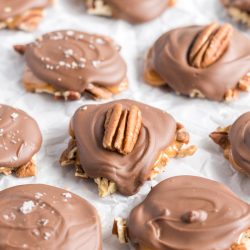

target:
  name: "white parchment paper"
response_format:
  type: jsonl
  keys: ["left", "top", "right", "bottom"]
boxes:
{"left": 1, "top": 0, "right": 250, "bottom": 249}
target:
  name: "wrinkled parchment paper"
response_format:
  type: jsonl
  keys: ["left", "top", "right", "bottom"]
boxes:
{"left": 1, "top": 0, "right": 250, "bottom": 249}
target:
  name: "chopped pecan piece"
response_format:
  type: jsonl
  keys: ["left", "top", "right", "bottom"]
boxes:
{"left": 209, "top": 126, "right": 231, "bottom": 149}
{"left": 112, "top": 218, "right": 128, "bottom": 243}
{"left": 103, "top": 104, "right": 142, "bottom": 155}
{"left": 189, "top": 23, "right": 233, "bottom": 68}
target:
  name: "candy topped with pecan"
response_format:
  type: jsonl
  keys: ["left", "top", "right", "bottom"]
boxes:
{"left": 210, "top": 112, "right": 250, "bottom": 177}
{"left": 0, "top": 0, "right": 53, "bottom": 31}
{"left": 144, "top": 23, "right": 250, "bottom": 101}
{"left": 60, "top": 99, "right": 196, "bottom": 197}
{"left": 0, "top": 104, "right": 42, "bottom": 177}
{"left": 221, "top": 0, "right": 250, "bottom": 27}
{"left": 14, "top": 30, "right": 128, "bottom": 101}
{"left": 84, "top": 0, "right": 175, "bottom": 24}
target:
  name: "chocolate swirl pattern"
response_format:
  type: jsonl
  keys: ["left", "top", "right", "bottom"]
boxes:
{"left": 148, "top": 25, "right": 250, "bottom": 101}
{"left": 24, "top": 30, "right": 127, "bottom": 93}
{"left": 0, "top": 0, "right": 51, "bottom": 21}
{"left": 71, "top": 99, "right": 176, "bottom": 195}
{"left": 229, "top": 112, "right": 250, "bottom": 175}
{"left": 0, "top": 184, "right": 102, "bottom": 250}
{"left": 104, "top": 0, "right": 171, "bottom": 23}
{"left": 127, "top": 176, "right": 250, "bottom": 250}
{"left": 0, "top": 104, "right": 42, "bottom": 169}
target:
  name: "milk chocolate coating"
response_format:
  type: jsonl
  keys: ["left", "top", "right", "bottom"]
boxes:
{"left": 0, "top": 104, "right": 42, "bottom": 168}
{"left": 229, "top": 112, "right": 250, "bottom": 175}
{"left": 150, "top": 25, "right": 250, "bottom": 101}
{"left": 104, "top": 0, "right": 170, "bottom": 23}
{"left": 72, "top": 99, "right": 176, "bottom": 196}
{"left": 0, "top": 0, "right": 51, "bottom": 21}
{"left": 0, "top": 184, "right": 102, "bottom": 250}
{"left": 221, "top": 0, "right": 250, "bottom": 11}
{"left": 24, "top": 30, "right": 127, "bottom": 92}
{"left": 128, "top": 176, "right": 250, "bottom": 250}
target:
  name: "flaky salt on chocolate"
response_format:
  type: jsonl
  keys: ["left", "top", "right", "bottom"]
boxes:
{"left": 144, "top": 23, "right": 250, "bottom": 101}
{"left": 0, "top": 184, "right": 102, "bottom": 249}
{"left": 85, "top": 0, "right": 175, "bottom": 23}
{"left": 0, "top": 104, "right": 42, "bottom": 177}
{"left": 221, "top": 0, "right": 250, "bottom": 27}
{"left": 210, "top": 112, "right": 250, "bottom": 177}
{"left": 14, "top": 30, "right": 128, "bottom": 101}
{"left": 113, "top": 176, "right": 250, "bottom": 250}
{"left": 60, "top": 99, "right": 196, "bottom": 197}
{"left": 0, "top": 0, "right": 53, "bottom": 31}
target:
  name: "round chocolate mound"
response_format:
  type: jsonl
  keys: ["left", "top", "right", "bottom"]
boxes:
{"left": 0, "top": 0, "right": 51, "bottom": 21}
{"left": 23, "top": 30, "right": 127, "bottom": 95}
{"left": 146, "top": 24, "right": 250, "bottom": 101}
{"left": 70, "top": 99, "right": 177, "bottom": 196}
{"left": 0, "top": 184, "right": 102, "bottom": 250}
{"left": 0, "top": 104, "right": 42, "bottom": 169}
{"left": 229, "top": 112, "right": 250, "bottom": 175}
{"left": 103, "top": 0, "right": 174, "bottom": 23}
{"left": 127, "top": 176, "right": 250, "bottom": 250}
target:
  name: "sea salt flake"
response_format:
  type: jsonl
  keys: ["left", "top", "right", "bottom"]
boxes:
{"left": 62, "top": 192, "right": 72, "bottom": 199}
{"left": 95, "top": 38, "right": 105, "bottom": 44}
{"left": 64, "top": 49, "right": 74, "bottom": 58}
{"left": 92, "top": 60, "right": 100, "bottom": 68}
{"left": 32, "top": 229, "right": 40, "bottom": 236}
{"left": 59, "top": 61, "right": 65, "bottom": 66}
{"left": 38, "top": 218, "right": 49, "bottom": 226}
{"left": 2, "top": 212, "right": 15, "bottom": 221}
{"left": 34, "top": 192, "right": 43, "bottom": 199}
{"left": 11, "top": 112, "right": 18, "bottom": 120}
{"left": 19, "top": 201, "right": 35, "bottom": 214}
{"left": 43, "top": 232, "right": 51, "bottom": 240}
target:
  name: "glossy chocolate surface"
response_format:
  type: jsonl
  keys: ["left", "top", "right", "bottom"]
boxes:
{"left": 0, "top": 104, "right": 42, "bottom": 168}
{"left": 229, "top": 112, "right": 250, "bottom": 175}
{"left": 72, "top": 99, "right": 176, "bottom": 196}
{"left": 128, "top": 176, "right": 250, "bottom": 250}
{"left": 24, "top": 30, "right": 127, "bottom": 92}
{"left": 0, "top": 184, "right": 102, "bottom": 250}
{"left": 149, "top": 25, "right": 250, "bottom": 100}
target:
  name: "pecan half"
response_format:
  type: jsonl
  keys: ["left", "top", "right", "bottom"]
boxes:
{"left": 189, "top": 23, "right": 233, "bottom": 68}
{"left": 103, "top": 104, "right": 142, "bottom": 155}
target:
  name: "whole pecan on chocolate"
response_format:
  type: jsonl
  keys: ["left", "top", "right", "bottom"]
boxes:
{"left": 189, "top": 23, "right": 233, "bottom": 68}
{"left": 103, "top": 103, "right": 142, "bottom": 155}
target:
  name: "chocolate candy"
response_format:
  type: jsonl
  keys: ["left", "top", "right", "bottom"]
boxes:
{"left": 0, "top": 184, "right": 102, "bottom": 249}
{"left": 14, "top": 30, "right": 128, "bottom": 101}
{"left": 126, "top": 176, "right": 250, "bottom": 250}
{"left": 0, "top": 0, "right": 52, "bottom": 31}
{"left": 85, "top": 0, "right": 175, "bottom": 24}
{"left": 144, "top": 23, "right": 250, "bottom": 101}
{"left": 211, "top": 112, "right": 250, "bottom": 177}
{"left": 60, "top": 99, "right": 196, "bottom": 197}
{"left": 0, "top": 104, "right": 42, "bottom": 177}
